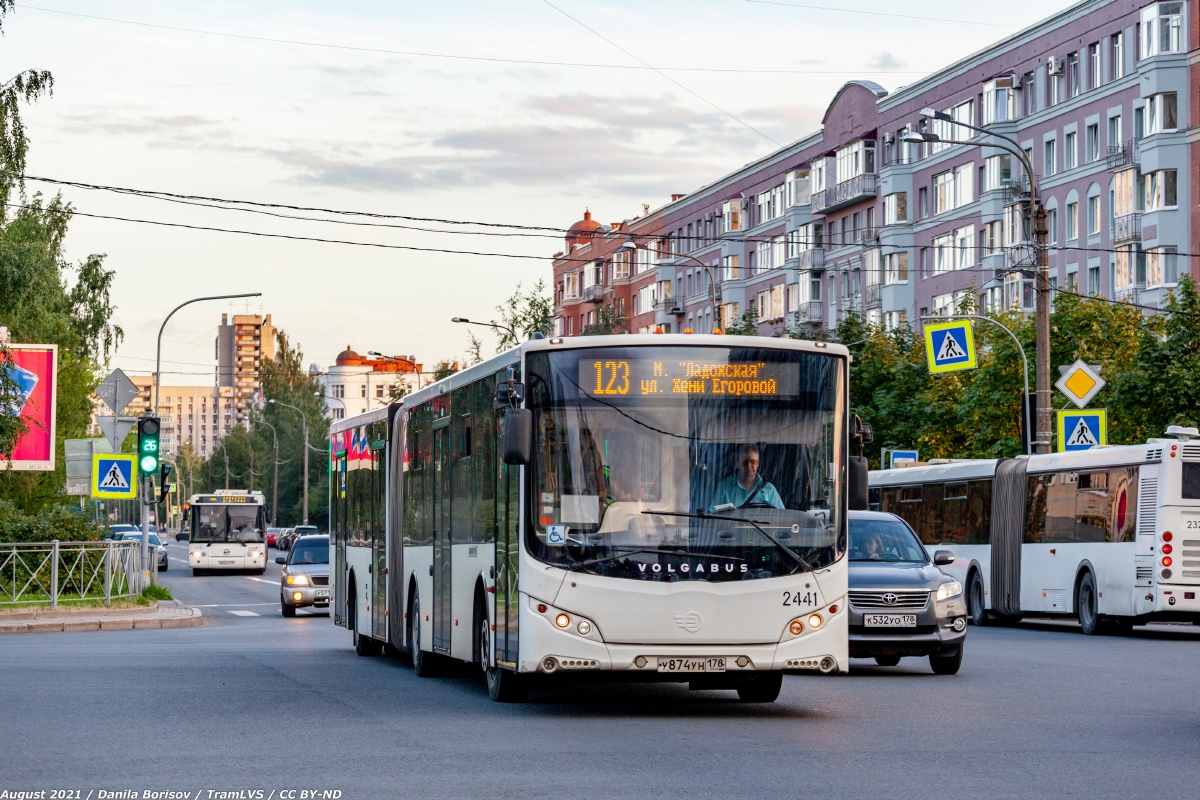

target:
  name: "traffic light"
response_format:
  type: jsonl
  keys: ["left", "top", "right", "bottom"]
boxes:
{"left": 159, "top": 462, "right": 174, "bottom": 502}
{"left": 137, "top": 416, "right": 160, "bottom": 474}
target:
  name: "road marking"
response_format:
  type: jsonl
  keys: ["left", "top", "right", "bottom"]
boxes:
{"left": 245, "top": 576, "right": 276, "bottom": 584}
{"left": 228, "top": 610, "right": 260, "bottom": 617}
{"left": 194, "top": 602, "right": 278, "bottom": 608}
{"left": 170, "top": 558, "right": 190, "bottom": 565}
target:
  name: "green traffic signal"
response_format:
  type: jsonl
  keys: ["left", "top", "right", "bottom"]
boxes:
{"left": 138, "top": 416, "right": 161, "bottom": 474}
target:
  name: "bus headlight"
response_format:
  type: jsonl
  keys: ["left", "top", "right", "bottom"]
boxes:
{"left": 287, "top": 575, "right": 309, "bottom": 586}
{"left": 936, "top": 581, "right": 963, "bottom": 602}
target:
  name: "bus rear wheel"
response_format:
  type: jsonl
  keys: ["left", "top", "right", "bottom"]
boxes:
{"left": 1077, "top": 572, "right": 1099, "bottom": 635}
{"left": 410, "top": 592, "right": 438, "bottom": 677}
{"left": 480, "top": 616, "right": 525, "bottom": 702}
{"left": 736, "top": 671, "right": 783, "bottom": 703}
{"left": 351, "top": 590, "right": 380, "bottom": 656}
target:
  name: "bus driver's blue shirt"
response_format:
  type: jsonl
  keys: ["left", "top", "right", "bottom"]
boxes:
{"left": 711, "top": 474, "right": 784, "bottom": 509}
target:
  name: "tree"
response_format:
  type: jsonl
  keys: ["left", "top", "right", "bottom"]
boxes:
{"left": 722, "top": 307, "right": 760, "bottom": 337}
{"left": 582, "top": 304, "right": 627, "bottom": 336}
{"left": 491, "top": 280, "right": 552, "bottom": 350}
{"left": 433, "top": 359, "right": 460, "bottom": 381}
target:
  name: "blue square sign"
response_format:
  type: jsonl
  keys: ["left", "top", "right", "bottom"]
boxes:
{"left": 924, "top": 320, "right": 977, "bottom": 374}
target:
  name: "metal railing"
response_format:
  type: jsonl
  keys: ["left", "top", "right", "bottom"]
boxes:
{"left": 864, "top": 283, "right": 882, "bottom": 308}
{"left": 582, "top": 285, "right": 606, "bottom": 302}
{"left": 812, "top": 173, "right": 878, "bottom": 214}
{"left": 796, "top": 248, "right": 825, "bottom": 270}
{"left": 792, "top": 301, "right": 823, "bottom": 324}
{"left": 1, "top": 540, "right": 143, "bottom": 607}
{"left": 1113, "top": 212, "right": 1142, "bottom": 243}
{"left": 1106, "top": 139, "right": 1140, "bottom": 171}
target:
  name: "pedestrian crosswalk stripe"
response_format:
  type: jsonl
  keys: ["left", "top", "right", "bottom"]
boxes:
{"left": 1066, "top": 417, "right": 1097, "bottom": 446}
{"left": 228, "top": 610, "right": 260, "bottom": 617}
{"left": 99, "top": 462, "right": 129, "bottom": 490}
{"left": 936, "top": 331, "right": 966, "bottom": 361}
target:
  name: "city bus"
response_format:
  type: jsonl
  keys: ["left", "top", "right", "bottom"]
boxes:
{"left": 868, "top": 427, "right": 1200, "bottom": 634}
{"left": 186, "top": 490, "right": 269, "bottom": 575}
{"left": 330, "top": 333, "right": 856, "bottom": 702}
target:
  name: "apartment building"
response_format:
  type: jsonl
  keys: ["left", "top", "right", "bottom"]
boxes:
{"left": 217, "top": 313, "right": 275, "bottom": 420}
{"left": 315, "top": 346, "right": 426, "bottom": 419}
{"left": 551, "top": 0, "right": 1196, "bottom": 336}
{"left": 119, "top": 375, "right": 235, "bottom": 459}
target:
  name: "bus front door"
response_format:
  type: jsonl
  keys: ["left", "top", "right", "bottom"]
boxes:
{"left": 494, "top": 411, "right": 519, "bottom": 667}
{"left": 433, "top": 424, "right": 452, "bottom": 653}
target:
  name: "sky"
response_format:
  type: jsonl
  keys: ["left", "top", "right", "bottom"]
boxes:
{"left": 2, "top": 0, "right": 1075, "bottom": 383}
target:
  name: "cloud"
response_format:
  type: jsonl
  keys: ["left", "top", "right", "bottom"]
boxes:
{"left": 867, "top": 52, "right": 907, "bottom": 70}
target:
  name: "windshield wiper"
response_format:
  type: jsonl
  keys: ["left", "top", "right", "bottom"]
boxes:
{"left": 564, "top": 546, "right": 744, "bottom": 571}
{"left": 643, "top": 510, "right": 813, "bottom": 575}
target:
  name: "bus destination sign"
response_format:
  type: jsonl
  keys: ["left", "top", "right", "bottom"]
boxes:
{"left": 580, "top": 360, "right": 800, "bottom": 398}
{"left": 193, "top": 494, "right": 255, "bottom": 504}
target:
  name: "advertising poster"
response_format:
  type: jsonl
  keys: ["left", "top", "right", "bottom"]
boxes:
{"left": 0, "top": 343, "right": 58, "bottom": 471}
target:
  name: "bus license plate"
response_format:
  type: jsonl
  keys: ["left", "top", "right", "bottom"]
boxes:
{"left": 218, "top": 560, "right": 235, "bottom": 565}
{"left": 657, "top": 657, "right": 725, "bottom": 673}
{"left": 864, "top": 614, "right": 917, "bottom": 627}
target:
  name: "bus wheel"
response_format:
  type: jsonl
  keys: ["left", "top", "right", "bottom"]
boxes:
{"left": 968, "top": 571, "right": 987, "bottom": 627}
{"left": 410, "top": 593, "right": 438, "bottom": 677}
{"left": 1077, "top": 572, "right": 1099, "bottom": 635}
{"left": 736, "top": 671, "right": 783, "bottom": 703}
{"left": 481, "top": 617, "right": 526, "bottom": 702}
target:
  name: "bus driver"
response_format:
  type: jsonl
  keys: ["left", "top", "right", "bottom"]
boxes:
{"left": 712, "top": 443, "right": 784, "bottom": 510}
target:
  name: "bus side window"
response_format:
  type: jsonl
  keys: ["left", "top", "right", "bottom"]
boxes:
{"left": 1183, "top": 462, "right": 1200, "bottom": 500}
{"left": 1108, "top": 467, "right": 1138, "bottom": 542}
{"left": 868, "top": 486, "right": 881, "bottom": 511}
{"left": 920, "top": 483, "right": 944, "bottom": 544}
{"left": 966, "top": 480, "right": 992, "bottom": 545}
{"left": 942, "top": 482, "right": 968, "bottom": 543}
{"left": 896, "top": 485, "right": 924, "bottom": 542}
{"left": 1074, "top": 471, "right": 1109, "bottom": 543}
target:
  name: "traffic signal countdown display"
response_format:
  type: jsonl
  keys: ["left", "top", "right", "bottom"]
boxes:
{"left": 138, "top": 416, "right": 160, "bottom": 474}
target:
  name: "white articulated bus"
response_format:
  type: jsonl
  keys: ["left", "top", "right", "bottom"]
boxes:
{"left": 186, "top": 490, "right": 268, "bottom": 575}
{"left": 869, "top": 427, "right": 1200, "bottom": 634}
{"left": 330, "top": 334, "right": 856, "bottom": 702}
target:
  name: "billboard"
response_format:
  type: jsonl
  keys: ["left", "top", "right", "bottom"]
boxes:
{"left": 0, "top": 343, "right": 58, "bottom": 471}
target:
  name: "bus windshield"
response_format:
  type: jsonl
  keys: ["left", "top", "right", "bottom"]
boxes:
{"left": 192, "top": 504, "right": 266, "bottom": 543}
{"left": 525, "top": 345, "right": 846, "bottom": 582}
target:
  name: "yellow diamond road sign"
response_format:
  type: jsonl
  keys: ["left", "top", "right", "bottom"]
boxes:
{"left": 1055, "top": 360, "right": 1106, "bottom": 409}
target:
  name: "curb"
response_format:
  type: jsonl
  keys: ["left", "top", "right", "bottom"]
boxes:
{"left": 0, "top": 603, "right": 203, "bottom": 634}
{"left": 0, "top": 601, "right": 160, "bottom": 621}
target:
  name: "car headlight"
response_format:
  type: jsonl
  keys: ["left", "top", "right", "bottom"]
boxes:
{"left": 286, "top": 574, "right": 309, "bottom": 586}
{"left": 936, "top": 580, "right": 963, "bottom": 602}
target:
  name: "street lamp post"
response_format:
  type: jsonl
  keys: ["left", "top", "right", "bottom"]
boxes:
{"left": 618, "top": 240, "right": 722, "bottom": 333}
{"left": 450, "top": 317, "right": 519, "bottom": 345}
{"left": 920, "top": 314, "right": 1033, "bottom": 456}
{"left": 270, "top": 399, "right": 309, "bottom": 525}
{"left": 910, "top": 112, "right": 1050, "bottom": 454}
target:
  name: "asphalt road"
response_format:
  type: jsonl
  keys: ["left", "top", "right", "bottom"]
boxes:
{"left": 3, "top": 542, "right": 1200, "bottom": 799}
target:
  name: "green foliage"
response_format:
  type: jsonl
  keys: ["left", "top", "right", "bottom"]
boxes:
{"left": 722, "top": 307, "right": 760, "bottom": 337}
{"left": 433, "top": 360, "right": 459, "bottom": 381}
{"left": 491, "top": 279, "right": 552, "bottom": 351}
{"left": 582, "top": 304, "right": 627, "bottom": 336}
{"left": 0, "top": 498, "right": 105, "bottom": 542}
{"left": 141, "top": 583, "right": 173, "bottom": 601}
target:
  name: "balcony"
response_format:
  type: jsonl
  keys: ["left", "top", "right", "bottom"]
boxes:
{"left": 582, "top": 284, "right": 606, "bottom": 303}
{"left": 1112, "top": 213, "right": 1142, "bottom": 244}
{"left": 655, "top": 297, "right": 683, "bottom": 316}
{"left": 796, "top": 248, "right": 825, "bottom": 270}
{"left": 1004, "top": 242, "right": 1039, "bottom": 269}
{"left": 1106, "top": 139, "right": 1140, "bottom": 171}
{"left": 812, "top": 173, "right": 878, "bottom": 214}
{"left": 792, "top": 301, "right": 823, "bottom": 325}
{"left": 864, "top": 283, "right": 881, "bottom": 308}
{"left": 1115, "top": 286, "right": 1142, "bottom": 305}
{"left": 855, "top": 227, "right": 879, "bottom": 246}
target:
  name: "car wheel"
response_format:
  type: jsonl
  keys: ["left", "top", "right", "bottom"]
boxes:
{"left": 410, "top": 592, "right": 438, "bottom": 677}
{"left": 874, "top": 656, "right": 901, "bottom": 667}
{"left": 968, "top": 570, "right": 987, "bottom": 626}
{"left": 929, "top": 645, "right": 963, "bottom": 675}
{"left": 159, "top": 562, "right": 168, "bottom": 572}
{"left": 281, "top": 597, "right": 296, "bottom": 617}
{"left": 736, "top": 671, "right": 783, "bottom": 703}
{"left": 480, "top": 615, "right": 525, "bottom": 701}
{"left": 1077, "top": 572, "right": 1099, "bottom": 636}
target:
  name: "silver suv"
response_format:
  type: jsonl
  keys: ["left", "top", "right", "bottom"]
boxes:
{"left": 277, "top": 535, "right": 330, "bottom": 617}
{"left": 848, "top": 511, "right": 967, "bottom": 674}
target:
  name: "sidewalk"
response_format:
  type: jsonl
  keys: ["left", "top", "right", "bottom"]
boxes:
{"left": 0, "top": 600, "right": 204, "bottom": 634}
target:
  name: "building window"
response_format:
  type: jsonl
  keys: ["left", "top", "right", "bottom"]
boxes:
{"left": 1145, "top": 92, "right": 1178, "bottom": 134}
{"left": 1044, "top": 138, "right": 1057, "bottom": 176}
{"left": 1140, "top": 2, "right": 1185, "bottom": 58}
{"left": 564, "top": 271, "right": 580, "bottom": 299}
{"left": 1144, "top": 169, "right": 1178, "bottom": 210}
{"left": 982, "top": 76, "right": 1016, "bottom": 124}
{"left": 1114, "top": 168, "right": 1140, "bottom": 216}
{"left": 721, "top": 198, "right": 744, "bottom": 232}
{"left": 1066, "top": 201, "right": 1079, "bottom": 241}
{"left": 918, "top": 187, "right": 928, "bottom": 219}
{"left": 884, "top": 192, "right": 907, "bottom": 224}
{"left": 1085, "top": 124, "right": 1099, "bottom": 162}
{"left": 1064, "top": 131, "right": 1077, "bottom": 169}
{"left": 1088, "top": 43, "right": 1101, "bottom": 89}
{"left": 983, "top": 154, "right": 1012, "bottom": 191}
{"left": 1046, "top": 208, "right": 1058, "bottom": 245}
{"left": 932, "top": 233, "right": 953, "bottom": 274}
{"left": 984, "top": 220, "right": 1004, "bottom": 254}
{"left": 1087, "top": 195, "right": 1101, "bottom": 235}
{"left": 332, "top": 408, "right": 344, "bottom": 420}
{"left": 1068, "top": 52, "right": 1081, "bottom": 97}
{"left": 786, "top": 169, "right": 811, "bottom": 207}
{"left": 721, "top": 255, "right": 739, "bottom": 281}
{"left": 1108, "top": 115, "right": 1122, "bottom": 152}
{"left": 1115, "top": 245, "right": 1146, "bottom": 289}
{"left": 884, "top": 252, "right": 908, "bottom": 284}
{"left": 835, "top": 140, "right": 876, "bottom": 182}
{"left": 613, "top": 251, "right": 630, "bottom": 280}
{"left": 1146, "top": 247, "right": 1178, "bottom": 287}
{"left": 1024, "top": 72, "right": 1037, "bottom": 115}
{"left": 1088, "top": 265, "right": 1101, "bottom": 295}
{"left": 1111, "top": 32, "right": 1125, "bottom": 78}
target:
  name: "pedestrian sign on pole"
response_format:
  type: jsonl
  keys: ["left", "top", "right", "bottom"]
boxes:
{"left": 1057, "top": 409, "right": 1108, "bottom": 452}
{"left": 924, "top": 320, "right": 977, "bottom": 374}
{"left": 1055, "top": 360, "right": 1106, "bottom": 409}
{"left": 91, "top": 453, "right": 137, "bottom": 499}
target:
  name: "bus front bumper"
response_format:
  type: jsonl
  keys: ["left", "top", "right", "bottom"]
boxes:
{"left": 515, "top": 602, "right": 849, "bottom": 675}
{"left": 189, "top": 551, "right": 267, "bottom": 570}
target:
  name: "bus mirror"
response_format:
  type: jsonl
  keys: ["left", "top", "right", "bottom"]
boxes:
{"left": 848, "top": 456, "right": 869, "bottom": 511}
{"left": 502, "top": 408, "right": 532, "bottom": 465}
{"left": 933, "top": 550, "right": 955, "bottom": 566}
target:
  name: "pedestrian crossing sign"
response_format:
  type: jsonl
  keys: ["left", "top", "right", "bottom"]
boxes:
{"left": 924, "top": 320, "right": 977, "bottom": 374}
{"left": 1057, "top": 409, "right": 1107, "bottom": 452}
{"left": 91, "top": 453, "right": 137, "bottom": 499}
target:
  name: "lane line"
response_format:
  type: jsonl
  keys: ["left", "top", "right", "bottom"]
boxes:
{"left": 228, "top": 610, "right": 260, "bottom": 617}
{"left": 246, "top": 576, "right": 276, "bottom": 584}
{"left": 194, "top": 602, "right": 278, "bottom": 608}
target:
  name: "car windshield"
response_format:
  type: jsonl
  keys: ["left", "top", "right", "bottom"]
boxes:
{"left": 848, "top": 517, "right": 928, "bottom": 563}
{"left": 289, "top": 539, "right": 329, "bottom": 565}
{"left": 525, "top": 345, "right": 846, "bottom": 582}
{"left": 191, "top": 504, "right": 266, "bottom": 543}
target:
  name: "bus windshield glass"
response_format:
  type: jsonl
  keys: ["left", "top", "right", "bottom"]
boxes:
{"left": 192, "top": 504, "right": 266, "bottom": 543}
{"left": 525, "top": 345, "right": 846, "bottom": 581}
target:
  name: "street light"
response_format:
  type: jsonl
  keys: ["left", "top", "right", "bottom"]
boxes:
{"left": 905, "top": 118, "right": 1051, "bottom": 454}
{"left": 920, "top": 314, "right": 1033, "bottom": 456}
{"left": 619, "top": 240, "right": 722, "bottom": 333}
{"left": 269, "top": 398, "right": 310, "bottom": 525}
{"left": 450, "top": 317, "right": 519, "bottom": 342}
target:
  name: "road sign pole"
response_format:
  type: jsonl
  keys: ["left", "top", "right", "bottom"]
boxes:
{"left": 140, "top": 473, "right": 150, "bottom": 587}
